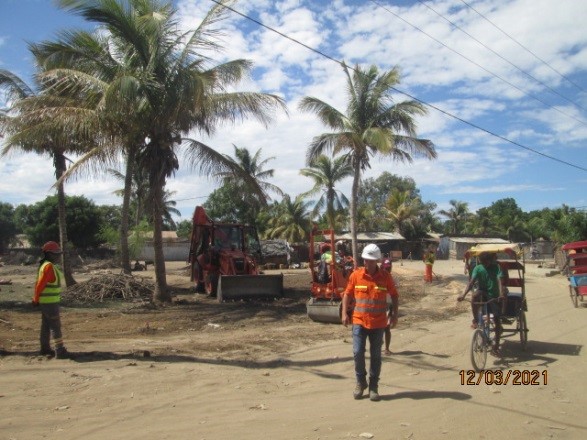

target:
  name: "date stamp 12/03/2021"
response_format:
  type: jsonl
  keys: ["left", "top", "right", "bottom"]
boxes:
{"left": 460, "top": 370, "right": 548, "bottom": 386}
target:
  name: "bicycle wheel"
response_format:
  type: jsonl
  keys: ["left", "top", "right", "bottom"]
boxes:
{"left": 518, "top": 310, "right": 528, "bottom": 349}
{"left": 470, "top": 329, "right": 488, "bottom": 372}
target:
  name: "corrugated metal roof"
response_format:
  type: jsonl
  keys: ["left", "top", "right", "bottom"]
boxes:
{"left": 333, "top": 232, "right": 405, "bottom": 241}
{"left": 448, "top": 237, "right": 509, "bottom": 244}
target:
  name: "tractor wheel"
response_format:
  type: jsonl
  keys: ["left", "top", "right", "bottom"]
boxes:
{"left": 205, "top": 273, "right": 219, "bottom": 297}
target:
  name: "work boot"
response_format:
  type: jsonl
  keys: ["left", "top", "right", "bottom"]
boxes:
{"left": 353, "top": 381, "right": 368, "bottom": 400}
{"left": 55, "top": 348, "right": 71, "bottom": 360}
{"left": 369, "top": 385, "right": 381, "bottom": 402}
{"left": 40, "top": 348, "right": 55, "bottom": 357}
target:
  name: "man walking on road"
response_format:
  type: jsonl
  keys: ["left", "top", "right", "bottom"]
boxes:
{"left": 342, "top": 244, "right": 399, "bottom": 401}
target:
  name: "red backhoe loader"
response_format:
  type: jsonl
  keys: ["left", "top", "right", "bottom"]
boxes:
{"left": 306, "top": 228, "right": 353, "bottom": 323}
{"left": 188, "top": 206, "right": 283, "bottom": 302}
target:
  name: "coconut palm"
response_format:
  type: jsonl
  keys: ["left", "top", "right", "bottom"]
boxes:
{"left": 50, "top": 0, "right": 286, "bottom": 301}
{"left": 0, "top": 68, "right": 85, "bottom": 286}
{"left": 384, "top": 189, "right": 421, "bottom": 236}
{"left": 299, "top": 63, "right": 436, "bottom": 264}
{"left": 299, "top": 154, "right": 352, "bottom": 231}
{"left": 265, "top": 195, "right": 312, "bottom": 243}
{"left": 216, "top": 145, "right": 284, "bottom": 225}
{"left": 439, "top": 199, "right": 470, "bottom": 234}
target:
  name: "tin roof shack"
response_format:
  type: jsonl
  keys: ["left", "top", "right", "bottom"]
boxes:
{"left": 332, "top": 231, "right": 405, "bottom": 260}
{"left": 440, "top": 235, "right": 510, "bottom": 261}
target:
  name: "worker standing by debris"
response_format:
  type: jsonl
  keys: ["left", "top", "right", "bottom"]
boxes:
{"left": 341, "top": 243, "right": 399, "bottom": 401}
{"left": 33, "top": 241, "right": 70, "bottom": 359}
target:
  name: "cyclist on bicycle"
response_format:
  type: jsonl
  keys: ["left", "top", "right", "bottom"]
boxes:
{"left": 458, "top": 252, "right": 506, "bottom": 356}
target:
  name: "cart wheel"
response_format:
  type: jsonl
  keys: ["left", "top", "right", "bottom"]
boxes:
{"left": 470, "top": 329, "right": 487, "bottom": 372}
{"left": 569, "top": 286, "right": 583, "bottom": 308}
{"left": 518, "top": 310, "right": 528, "bottom": 349}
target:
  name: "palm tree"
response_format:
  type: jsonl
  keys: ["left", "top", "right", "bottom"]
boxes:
{"left": 216, "top": 145, "right": 284, "bottom": 225}
{"left": 47, "top": 0, "right": 286, "bottom": 302}
{"left": 299, "top": 63, "right": 436, "bottom": 264}
{"left": 299, "top": 154, "right": 353, "bottom": 231}
{"left": 384, "top": 189, "right": 421, "bottom": 236}
{"left": 0, "top": 68, "right": 85, "bottom": 286}
{"left": 439, "top": 200, "right": 470, "bottom": 234}
{"left": 30, "top": 22, "right": 154, "bottom": 275}
{"left": 265, "top": 195, "right": 312, "bottom": 243}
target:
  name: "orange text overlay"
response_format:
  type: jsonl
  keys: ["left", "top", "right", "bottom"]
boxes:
{"left": 459, "top": 370, "right": 548, "bottom": 386}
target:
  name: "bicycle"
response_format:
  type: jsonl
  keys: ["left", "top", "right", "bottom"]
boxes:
{"left": 469, "top": 297, "right": 500, "bottom": 372}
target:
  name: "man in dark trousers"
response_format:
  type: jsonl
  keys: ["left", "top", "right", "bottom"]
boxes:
{"left": 33, "top": 241, "right": 70, "bottom": 359}
{"left": 342, "top": 244, "right": 399, "bottom": 401}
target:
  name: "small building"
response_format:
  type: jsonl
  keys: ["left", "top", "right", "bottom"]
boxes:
{"left": 332, "top": 231, "right": 405, "bottom": 259}
{"left": 440, "top": 235, "right": 510, "bottom": 261}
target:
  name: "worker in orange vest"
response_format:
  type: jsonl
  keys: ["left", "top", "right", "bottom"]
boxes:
{"left": 342, "top": 244, "right": 399, "bottom": 401}
{"left": 33, "top": 241, "right": 70, "bottom": 359}
{"left": 423, "top": 247, "right": 436, "bottom": 282}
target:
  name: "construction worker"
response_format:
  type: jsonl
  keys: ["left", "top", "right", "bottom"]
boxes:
{"left": 33, "top": 241, "right": 70, "bottom": 359}
{"left": 342, "top": 243, "right": 399, "bottom": 401}
{"left": 423, "top": 247, "right": 435, "bottom": 282}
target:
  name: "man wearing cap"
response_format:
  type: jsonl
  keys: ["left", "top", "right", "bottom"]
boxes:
{"left": 33, "top": 241, "right": 70, "bottom": 359}
{"left": 342, "top": 243, "right": 399, "bottom": 401}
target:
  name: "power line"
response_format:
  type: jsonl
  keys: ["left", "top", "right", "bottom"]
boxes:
{"left": 208, "top": 0, "right": 587, "bottom": 173}
{"left": 458, "top": 0, "right": 585, "bottom": 93}
{"left": 367, "top": 0, "right": 587, "bottom": 126}
{"left": 415, "top": 0, "right": 586, "bottom": 112}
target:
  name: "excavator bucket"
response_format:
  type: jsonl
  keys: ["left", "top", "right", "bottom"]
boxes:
{"left": 217, "top": 274, "right": 284, "bottom": 302}
{"left": 306, "top": 298, "right": 342, "bottom": 324}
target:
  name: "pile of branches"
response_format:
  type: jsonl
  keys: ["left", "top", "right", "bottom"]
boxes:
{"left": 63, "top": 274, "right": 154, "bottom": 304}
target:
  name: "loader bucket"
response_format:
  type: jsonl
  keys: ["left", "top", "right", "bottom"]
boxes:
{"left": 217, "top": 274, "right": 284, "bottom": 302}
{"left": 306, "top": 298, "right": 342, "bottom": 324}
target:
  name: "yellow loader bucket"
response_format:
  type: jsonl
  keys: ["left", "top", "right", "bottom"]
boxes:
{"left": 217, "top": 274, "right": 284, "bottom": 302}
{"left": 306, "top": 298, "right": 343, "bottom": 324}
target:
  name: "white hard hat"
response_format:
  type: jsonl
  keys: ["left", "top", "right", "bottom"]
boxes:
{"left": 361, "top": 243, "right": 382, "bottom": 261}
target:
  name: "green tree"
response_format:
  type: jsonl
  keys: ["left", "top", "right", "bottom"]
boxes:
{"left": 176, "top": 220, "right": 192, "bottom": 239}
{"left": 0, "top": 202, "right": 18, "bottom": 253}
{"left": 216, "top": 145, "right": 284, "bottom": 226}
{"left": 0, "top": 68, "right": 87, "bottom": 286}
{"left": 384, "top": 189, "right": 422, "bottom": 238}
{"left": 299, "top": 63, "right": 436, "bottom": 263}
{"left": 204, "top": 183, "right": 248, "bottom": 223}
{"left": 299, "top": 154, "right": 352, "bottom": 231}
{"left": 265, "top": 195, "right": 311, "bottom": 243}
{"left": 439, "top": 200, "right": 470, "bottom": 234}
{"left": 17, "top": 195, "right": 104, "bottom": 249}
{"left": 51, "top": 0, "right": 286, "bottom": 302}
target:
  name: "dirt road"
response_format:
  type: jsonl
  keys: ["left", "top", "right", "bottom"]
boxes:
{"left": 1, "top": 259, "right": 585, "bottom": 439}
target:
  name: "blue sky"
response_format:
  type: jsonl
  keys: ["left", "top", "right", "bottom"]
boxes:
{"left": 1, "top": 0, "right": 586, "bottom": 223}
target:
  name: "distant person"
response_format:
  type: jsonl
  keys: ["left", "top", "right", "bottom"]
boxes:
{"left": 32, "top": 241, "right": 70, "bottom": 359}
{"left": 342, "top": 244, "right": 399, "bottom": 401}
{"left": 382, "top": 254, "right": 393, "bottom": 355}
{"left": 423, "top": 247, "right": 435, "bottom": 282}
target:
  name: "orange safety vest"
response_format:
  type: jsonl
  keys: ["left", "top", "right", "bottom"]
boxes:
{"left": 344, "top": 267, "right": 398, "bottom": 329}
{"left": 37, "top": 261, "right": 62, "bottom": 304}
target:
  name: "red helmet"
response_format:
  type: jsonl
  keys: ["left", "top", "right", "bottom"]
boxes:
{"left": 42, "top": 241, "right": 62, "bottom": 254}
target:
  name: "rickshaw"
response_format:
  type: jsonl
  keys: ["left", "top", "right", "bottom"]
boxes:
{"left": 561, "top": 240, "right": 587, "bottom": 308}
{"left": 464, "top": 243, "right": 528, "bottom": 371}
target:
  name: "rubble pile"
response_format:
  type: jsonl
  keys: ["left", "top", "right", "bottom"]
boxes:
{"left": 63, "top": 274, "right": 154, "bottom": 304}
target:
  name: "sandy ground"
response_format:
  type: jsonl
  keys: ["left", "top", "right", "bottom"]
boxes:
{"left": 1, "top": 258, "right": 586, "bottom": 440}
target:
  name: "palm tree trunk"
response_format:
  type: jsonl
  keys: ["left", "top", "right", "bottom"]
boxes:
{"left": 151, "top": 177, "right": 170, "bottom": 303}
{"left": 350, "top": 161, "right": 361, "bottom": 268}
{"left": 54, "top": 153, "right": 76, "bottom": 287}
{"left": 119, "top": 147, "right": 135, "bottom": 274}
